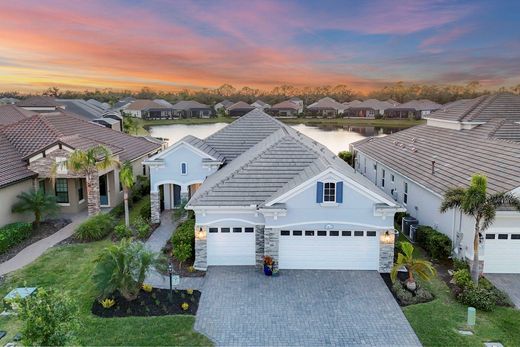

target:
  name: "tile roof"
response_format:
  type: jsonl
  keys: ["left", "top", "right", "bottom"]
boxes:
{"left": 188, "top": 110, "right": 396, "bottom": 207}
{"left": 393, "top": 99, "right": 442, "bottom": 111}
{"left": 351, "top": 122, "right": 520, "bottom": 196}
{"left": 16, "top": 96, "right": 63, "bottom": 107}
{"left": 271, "top": 100, "right": 300, "bottom": 110}
{"left": 227, "top": 101, "right": 254, "bottom": 110}
{"left": 348, "top": 99, "right": 394, "bottom": 110}
{"left": 154, "top": 99, "right": 174, "bottom": 108}
{"left": 0, "top": 105, "right": 36, "bottom": 125}
{"left": 172, "top": 100, "right": 210, "bottom": 110}
{"left": 426, "top": 93, "right": 520, "bottom": 123}
{"left": 56, "top": 99, "right": 106, "bottom": 121}
{"left": 0, "top": 112, "right": 161, "bottom": 188}
{"left": 217, "top": 100, "right": 235, "bottom": 108}
{"left": 308, "top": 97, "right": 346, "bottom": 110}
{"left": 251, "top": 100, "right": 268, "bottom": 107}
{"left": 125, "top": 99, "right": 170, "bottom": 111}
{"left": 180, "top": 135, "right": 225, "bottom": 162}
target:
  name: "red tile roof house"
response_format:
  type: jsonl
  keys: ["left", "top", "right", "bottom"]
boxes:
{"left": 269, "top": 100, "right": 303, "bottom": 118}
{"left": 227, "top": 101, "right": 255, "bottom": 117}
{"left": 0, "top": 110, "right": 162, "bottom": 227}
{"left": 123, "top": 99, "right": 174, "bottom": 119}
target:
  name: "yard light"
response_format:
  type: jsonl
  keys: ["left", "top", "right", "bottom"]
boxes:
{"left": 168, "top": 262, "right": 174, "bottom": 302}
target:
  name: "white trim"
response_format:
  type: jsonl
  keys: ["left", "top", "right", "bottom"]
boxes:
{"left": 152, "top": 179, "right": 203, "bottom": 192}
{"left": 204, "top": 218, "right": 258, "bottom": 226}
{"left": 266, "top": 167, "right": 397, "bottom": 207}
{"left": 57, "top": 203, "right": 71, "bottom": 207}
{"left": 149, "top": 140, "right": 216, "bottom": 161}
{"left": 266, "top": 220, "right": 393, "bottom": 229}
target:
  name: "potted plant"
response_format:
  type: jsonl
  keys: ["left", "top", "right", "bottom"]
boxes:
{"left": 263, "top": 256, "right": 274, "bottom": 276}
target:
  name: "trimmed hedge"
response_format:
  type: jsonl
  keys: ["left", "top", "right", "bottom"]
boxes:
{"left": 415, "top": 225, "right": 452, "bottom": 260}
{"left": 171, "top": 219, "right": 195, "bottom": 255}
{"left": 0, "top": 222, "right": 33, "bottom": 254}
{"left": 74, "top": 213, "right": 115, "bottom": 241}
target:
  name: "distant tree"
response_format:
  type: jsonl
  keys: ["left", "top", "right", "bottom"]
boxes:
{"left": 43, "top": 86, "right": 61, "bottom": 97}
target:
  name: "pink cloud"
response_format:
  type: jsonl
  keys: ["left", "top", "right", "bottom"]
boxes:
{"left": 420, "top": 27, "right": 473, "bottom": 52}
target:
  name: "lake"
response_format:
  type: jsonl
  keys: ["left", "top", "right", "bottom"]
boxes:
{"left": 148, "top": 123, "right": 406, "bottom": 154}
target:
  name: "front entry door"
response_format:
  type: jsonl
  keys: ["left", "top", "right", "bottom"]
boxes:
{"left": 99, "top": 174, "right": 109, "bottom": 206}
{"left": 173, "top": 185, "right": 181, "bottom": 207}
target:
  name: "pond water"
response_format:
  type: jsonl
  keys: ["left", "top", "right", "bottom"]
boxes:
{"left": 148, "top": 123, "right": 406, "bottom": 154}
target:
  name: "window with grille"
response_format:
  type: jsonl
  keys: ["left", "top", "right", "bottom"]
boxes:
{"left": 55, "top": 178, "right": 69, "bottom": 203}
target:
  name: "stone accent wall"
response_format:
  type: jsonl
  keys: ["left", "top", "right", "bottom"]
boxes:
{"left": 255, "top": 225, "right": 265, "bottom": 267}
{"left": 264, "top": 228, "right": 279, "bottom": 270}
{"left": 379, "top": 232, "right": 395, "bottom": 273}
{"left": 194, "top": 225, "right": 207, "bottom": 271}
{"left": 150, "top": 192, "right": 161, "bottom": 224}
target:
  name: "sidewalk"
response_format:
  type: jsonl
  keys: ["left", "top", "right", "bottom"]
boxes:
{"left": 0, "top": 211, "right": 88, "bottom": 275}
{"left": 145, "top": 212, "right": 205, "bottom": 290}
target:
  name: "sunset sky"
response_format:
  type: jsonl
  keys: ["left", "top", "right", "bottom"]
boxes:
{"left": 0, "top": 0, "right": 519, "bottom": 92}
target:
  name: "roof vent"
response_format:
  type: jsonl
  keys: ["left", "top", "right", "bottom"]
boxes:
{"left": 411, "top": 137, "right": 417, "bottom": 143}
{"left": 411, "top": 147, "right": 417, "bottom": 152}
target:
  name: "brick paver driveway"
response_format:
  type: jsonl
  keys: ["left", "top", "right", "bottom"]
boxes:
{"left": 486, "top": 274, "right": 520, "bottom": 308}
{"left": 195, "top": 267, "right": 421, "bottom": 346}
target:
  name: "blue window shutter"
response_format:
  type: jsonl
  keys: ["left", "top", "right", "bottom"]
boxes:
{"left": 316, "top": 182, "right": 323, "bottom": 203}
{"left": 336, "top": 181, "right": 343, "bottom": 203}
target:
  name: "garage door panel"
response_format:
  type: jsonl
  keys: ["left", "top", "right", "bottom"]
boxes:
{"left": 279, "top": 230, "right": 379, "bottom": 270}
{"left": 207, "top": 228, "right": 255, "bottom": 266}
{"left": 484, "top": 233, "right": 520, "bottom": 273}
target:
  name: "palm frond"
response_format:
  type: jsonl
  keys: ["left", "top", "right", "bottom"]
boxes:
{"left": 440, "top": 188, "right": 465, "bottom": 212}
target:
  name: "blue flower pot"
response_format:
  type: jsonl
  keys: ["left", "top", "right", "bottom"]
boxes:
{"left": 263, "top": 265, "right": 273, "bottom": 276}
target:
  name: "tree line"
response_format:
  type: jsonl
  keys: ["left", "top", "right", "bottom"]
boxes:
{"left": 2, "top": 81, "right": 520, "bottom": 106}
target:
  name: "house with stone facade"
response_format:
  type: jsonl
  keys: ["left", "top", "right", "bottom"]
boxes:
{"left": 0, "top": 109, "right": 162, "bottom": 226}
{"left": 145, "top": 109, "right": 403, "bottom": 272}
{"left": 351, "top": 93, "right": 520, "bottom": 274}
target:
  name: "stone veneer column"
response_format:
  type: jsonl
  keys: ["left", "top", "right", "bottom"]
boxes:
{"left": 150, "top": 191, "right": 161, "bottom": 224}
{"left": 255, "top": 225, "right": 265, "bottom": 267}
{"left": 264, "top": 227, "right": 279, "bottom": 270}
{"left": 379, "top": 231, "right": 395, "bottom": 273}
{"left": 194, "top": 225, "right": 207, "bottom": 271}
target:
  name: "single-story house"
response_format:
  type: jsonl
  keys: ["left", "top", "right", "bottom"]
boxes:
{"left": 124, "top": 99, "right": 174, "bottom": 119}
{"left": 307, "top": 97, "right": 347, "bottom": 117}
{"left": 0, "top": 97, "right": 19, "bottom": 105}
{"left": 86, "top": 99, "right": 110, "bottom": 111}
{"left": 351, "top": 93, "right": 520, "bottom": 274}
{"left": 172, "top": 101, "right": 213, "bottom": 118}
{"left": 0, "top": 105, "right": 36, "bottom": 125}
{"left": 227, "top": 101, "right": 255, "bottom": 117}
{"left": 344, "top": 99, "right": 393, "bottom": 118}
{"left": 16, "top": 96, "right": 64, "bottom": 113}
{"left": 145, "top": 109, "right": 403, "bottom": 272}
{"left": 384, "top": 99, "right": 442, "bottom": 119}
{"left": 251, "top": 100, "right": 271, "bottom": 110}
{"left": 0, "top": 110, "right": 162, "bottom": 227}
{"left": 214, "top": 100, "right": 235, "bottom": 113}
{"left": 269, "top": 100, "right": 303, "bottom": 117}
{"left": 154, "top": 99, "right": 174, "bottom": 108}
{"left": 112, "top": 97, "right": 135, "bottom": 110}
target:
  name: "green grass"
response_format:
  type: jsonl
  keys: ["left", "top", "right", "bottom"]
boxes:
{"left": 398, "top": 238, "right": 520, "bottom": 347}
{"left": 142, "top": 117, "right": 424, "bottom": 128}
{"left": 0, "top": 241, "right": 212, "bottom": 346}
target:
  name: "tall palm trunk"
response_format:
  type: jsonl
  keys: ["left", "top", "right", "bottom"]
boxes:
{"left": 123, "top": 188, "right": 130, "bottom": 227}
{"left": 471, "top": 218, "right": 481, "bottom": 285}
{"left": 86, "top": 171, "right": 101, "bottom": 216}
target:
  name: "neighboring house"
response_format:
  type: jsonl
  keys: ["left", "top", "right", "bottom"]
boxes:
{"left": 55, "top": 99, "right": 106, "bottom": 121}
{"left": 344, "top": 99, "right": 393, "bottom": 118}
{"left": 154, "top": 99, "right": 174, "bottom": 108}
{"left": 16, "top": 96, "right": 64, "bottom": 112}
{"left": 172, "top": 101, "right": 213, "bottom": 118}
{"left": 251, "top": 99, "right": 271, "bottom": 110}
{"left": 124, "top": 99, "right": 173, "bottom": 119}
{"left": 0, "top": 97, "right": 19, "bottom": 105}
{"left": 0, "top": 105, "right": 36, "bottom": 125}
{"left": 145, "top": 109, "right": 403, "bottom": 272}
{"left": 289, "top": 97, "right": 304, "bottom": 110}
{"left": 0, "top": 111, "right": 162, "bottom": 227}
{"left": 343, "top": 100, "right": 362, "bottom": 108}
{"left": 227, "top": 101, "right": 255, "bottom": 117}
{"left": 86, "top": 99, "right": 110, "bottom": 110}
{"left": 351, "top": 93, "right": 520, "bottom": 274}
{"left": 270, "top": 100, "right": 303, "bottom": 117}
{"left": 307, "top": 97, "right": 347, "bottom": 117}
{"left": 384, "top": 99, "right": 442, "bottom": 119}
{"left": 214, "top": 100, "right": 234, "bottom": 113}
{"left": 113, "top": 97, "right": 135, "bottom": 110}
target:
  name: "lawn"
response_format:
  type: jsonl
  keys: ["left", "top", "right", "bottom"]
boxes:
{"left": 397, "top": 235, "right": 520, "bottom": 346}
{"left": 0, "top": 241, "right": 212, "bottom": 346}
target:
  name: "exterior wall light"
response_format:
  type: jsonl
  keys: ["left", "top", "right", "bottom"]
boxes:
{"left": 196, "top": 226, "right": 206, "bottom": 240}
{"left": 381, "top": 230, "right": 394, "bottom": 244}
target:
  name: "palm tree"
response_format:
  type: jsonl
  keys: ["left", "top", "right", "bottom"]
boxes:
{"left": 119, "top": 161, "right": 135, "bottom": 227}
{"left": 391, "top": 242, "right": 436, "bottom": 291}
{"left": 440, "top": 174, "right": 520, "bottom": 284}
{"left": 11, "top": 189, "right": 59, "bottom": 228}
{"left": 56, "top": 145, "right": 118, "bottom": 216}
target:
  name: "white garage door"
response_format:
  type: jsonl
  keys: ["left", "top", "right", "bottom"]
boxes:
{"left": 484, "top": 233, "right": 520, "bottom": 273}
{"left": 207, "top": 227, "right": 256, "bottom": 266}
{"left": 279, "top": 229, "right": 380, "bottom": 270}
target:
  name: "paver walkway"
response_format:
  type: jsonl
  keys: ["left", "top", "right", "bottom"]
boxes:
{"left": 0, "top": 211, "right": 88, "bottom": 275}
{"left": 145, "top": 212, "right": 205, "bottom": 290}
{"left": 487, "top": 274, "right": 520, "bottom": 308}
{"left": 195, "top": 267, "right": 421, "bottom": 347}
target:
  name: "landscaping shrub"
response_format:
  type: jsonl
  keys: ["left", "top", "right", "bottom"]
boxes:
{"left": 140, "top": 200, "right": 151, "bottom": 221}
{"left": 392, "top": 281, "right": 434, "bottom": 306}
{"left": 74, "top": 213, "right": 115, "bottom": 241}
{"left": 415, "top": 226, "right": 452, "bottom": 260}
{"left": 132, "top": 216, "right": 151, "bottom": 239}
{"left": 453, "top": 268, "right": 472, "bottom": 288}
{"left": 394, "top": 212, "right": 409, "bottom": 229}
{"left": 15, "top": 288, "right": 79, "bottom": 346}
{"left": 114, "top": 224, "right": 132, "bottom": 239}
{"left": 452, "top": 258, "right": 469, "bottom": 271}
{"left": 172, "top": 219, "right": 195, "bottom": 251}
{"left": 458, "top": 285, "right": 496, "bottom": 311}
{"left": 108, "top": 202, "right": 126, "bottom": 219}
{"left": 0, "top": 222, "right": 32, "bottom": 254}
{"left": 131, "top": 175, "right": 150, "bottom": 203}
{"left": 173, "top": 241, "right": 192, "bottom": 269}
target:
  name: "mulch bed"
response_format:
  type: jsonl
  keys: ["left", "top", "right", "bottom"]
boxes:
{"left": 162, "top": 241, "right": 205, "bottom": 277}
{"left": 0, "top": 218, "right": 71, "bottom": 263}
{"left": 92, "top": 288, "right": 200, "bottom": 318}
{"left": 380, "top": 271, "right": 408, "bottom": 303}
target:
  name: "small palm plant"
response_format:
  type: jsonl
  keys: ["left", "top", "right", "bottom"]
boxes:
{"left": 391, "top": 242, "right": 436, "bottom": 291}
{"left": 92, "top": 238, "right": 166, "bottom": 301}
{"left": 12, "top": 189, "right": 59, "bottom": 228}
{"left": 441, "top": 174, "right": 520, "bottom": 285}
{"left": 119, "top": 161, "right": 135, "bottom": 227}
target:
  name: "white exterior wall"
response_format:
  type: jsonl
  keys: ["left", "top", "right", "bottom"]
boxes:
{"left": 194, "top": 210, "right": 265, "bottom": 227}
{"left": 125, "top": 110, "right": 142, "bottom": 118}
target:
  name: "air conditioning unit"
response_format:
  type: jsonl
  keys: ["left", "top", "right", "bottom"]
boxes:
{"left": 402, "top": 216, "right": 418, "bottom": 237}
{"left": 410, "top": 224, "right": 418, "bottom": 242}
